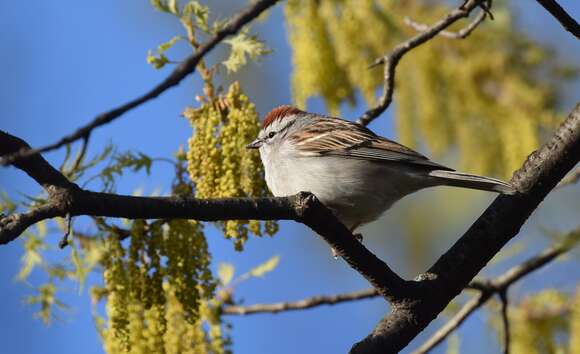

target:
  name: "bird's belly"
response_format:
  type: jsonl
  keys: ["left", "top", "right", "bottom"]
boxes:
{"left": 264, "top": 157, "right": 425, "bottom": 230}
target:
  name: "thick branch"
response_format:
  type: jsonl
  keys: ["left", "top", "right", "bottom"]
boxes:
{"left": 412, "top": 227, "right": 580, "bottom": 354}
{"left": 0, "top": 132, "right": 75, "bottom": 192}
{"left": 535, "top": 0, "right": 580, "bottom": 39}
{"left": 351, "top": 103, "right": 580, "bottom": 353}
{"left": 0, "top": 129, "right": 406, "bottom": 302}
{"left": 0, "top": 0, "right": 281, "bottom": 166}
{"left": 223, "top": 288, "right": 379, "bottom": 315}
{"left": 221, "top": 226, "right": 579, "bottom": 350}
{"left": 357, "top": 0, "right": 488, "bottom": 126}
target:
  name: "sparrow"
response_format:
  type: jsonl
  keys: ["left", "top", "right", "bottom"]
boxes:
{"left": 247, "top": 105, "right": 515, "bottom": 236}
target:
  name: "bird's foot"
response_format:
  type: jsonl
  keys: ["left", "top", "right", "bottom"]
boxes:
{"left": 331, "top": 247, "right": 339, "bottom": 260}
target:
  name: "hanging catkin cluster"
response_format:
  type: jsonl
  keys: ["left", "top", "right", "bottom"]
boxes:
{"left": 96, "top": 218, "right": 226, "bottom": 354}
{"left": 185, "top": 81, "right": 278, "bottom": 250}
{"left": 285, "top": 0, "right": 572, "bottom": 177}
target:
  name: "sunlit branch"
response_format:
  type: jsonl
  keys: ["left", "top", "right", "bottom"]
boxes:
{"left": 0, "top": 0, "right": 282, "bottom": 166}
{"left": 357, "top": 0, "right": 490, "bottom": 126}
{"left": 403, "top": 8, "right": 488, "bottom": 40}
{"left": 223, "top": 288, "right": 379, "bottom": 315}
{"left": 221, "top": 226, "right": 579, "bottom": 351}
{"left": 412, "top": 227, "right": 580, "bottom": 354}
{"left": 351, "top": 103, "right": 579, "bottom": 352}
{"left": 0, "top": 128, "right": 406, "bottom": 303}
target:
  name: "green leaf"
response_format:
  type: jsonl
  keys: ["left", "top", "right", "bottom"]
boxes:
{"left": 26, "top": 283, "right": 67, "bottom": 325}
{"left": 147, "top": 51, "right": 170, "bottom": 69}
{"left": 36, "top": 220, "right": 47, "bottom": 238}
{"left": 167, "top": 0, "right": 179, "bottom": 15}
{"left": 150, "top": 0, "right": 180, "bottom": 15}
{"left": 159, "top": 35, "right": 182, "bottom": 52}
{"left": 46, "top": 264, "right": 70, "bottom": 281}
{"left": 222, "top": 31, "right": 270, "bottom": 73}
{"left": 182, "top": 1, "right": 209, "bottom": 31}
{"left": 17, "top": 249, "right": 43, "bottom": 281}
{"left": 17, "top": 233, "right": 47, "bottom": 281}
{"left": 249, "top": 255, "right": 279, "bottom": 278}
{"left": 218, "top": 263, "right": 235, "bottom": 286}
{"left": 99, "top": 150, "right": 155, "bottom": 191}
{"left": 147, "top": 36, "right": 182, "bottom": 70}
{"left": 71, "top": 245, "right": 88, "bottom": 293}
{"left": 0, "top": 191, "right": 17, "bottom": 214}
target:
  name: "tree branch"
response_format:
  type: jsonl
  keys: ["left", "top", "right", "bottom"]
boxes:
{"left": 403, "top": 9, "right": 487, "bottom": 40}
{"left": 356, "top": 0, "right": 489, "bottom": 126}
{"left": 535, "top": 0, "right": 580, "bottom": 40}
{"left": 351, "top": 103, "right": 580, "bottom": 353}
{"left": 0, "top": 0, "right": 281, "bottom": 166}
{"left": 220, "top": 226, "right": 579, "bottom": 350}
{"left": 223, "top": 288, "right": 379, "bottom": 315}
{"left": 1, "top": 99, "right": 578, "bottom": 353}
{"left": 412, "top": 227, "right": 580, "bottom": 354}
{"left": 223, "top": 225, "right": 578, "bottom": 351}
{"left": 0, "top": 129, "right": 406, "bottom": 303}
{"left": 499, "top": 290, "right": 510, "bottom": 354}
{"left": 2, "top": 106, "right": 578, "bottom": 354}
{"left": 412, "top": 292, "right": 486, "bottom": 354}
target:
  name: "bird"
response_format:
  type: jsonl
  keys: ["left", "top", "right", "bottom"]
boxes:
{"left": 247, "top": 105, "right": 515, "bottom": 241}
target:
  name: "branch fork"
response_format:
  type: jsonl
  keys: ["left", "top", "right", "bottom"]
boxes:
{"left": 0, "top": 0, "right": 578, "bottom": 350}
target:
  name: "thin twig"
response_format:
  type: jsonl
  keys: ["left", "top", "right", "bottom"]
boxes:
{"left": 225, "top": 227, "right": 580, "bottom": 318}
{"left": 59, "top": 213, "right": 73, "bottom": 249}
{"left": 0, "top": 0, "right": 281, "bottom": 166}
{"left": 412, "top": 292, "right": 489, "bottom": 354}
{"left": 71, "top": 135, "right": 90, "bottom": 172}
{"left": 535, "top": 0, "right": 580, "bottom": 39}
{"left": 499, "top": 289, "right": 510, "bottom": 354}
{"left": 357, "top": 0, "right": 489, "bottom": 126}
{"left": 404, "top": 9, "right": 487, "bottom": 39}
{"left": 223, "top": 288, "right": 379, "bottom": 315}
{"left": 412, "top": 227, "right": 580, "bottom": 354}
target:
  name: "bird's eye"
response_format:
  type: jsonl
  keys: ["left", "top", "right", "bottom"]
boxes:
{"left": 268, "top": 131, "right": 277, "bottom": 139}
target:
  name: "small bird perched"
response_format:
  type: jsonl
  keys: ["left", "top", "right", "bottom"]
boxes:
{"left": 247, "top": 105, "right": 515, "bottom": 236}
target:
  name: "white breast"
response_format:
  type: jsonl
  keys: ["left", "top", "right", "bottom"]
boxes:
{"left": 261, "top": 144, "right": 428, "bottom": 230}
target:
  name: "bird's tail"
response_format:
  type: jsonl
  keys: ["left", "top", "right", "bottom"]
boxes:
{"left": 428, "top": 170, "right": 516, "bottom": 195}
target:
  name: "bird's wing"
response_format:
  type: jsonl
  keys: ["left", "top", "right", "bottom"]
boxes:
{"left": 289, "top": 117, "right": 453, "bottom": 170}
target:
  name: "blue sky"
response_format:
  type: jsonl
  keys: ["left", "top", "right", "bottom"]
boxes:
{"left": 0, "top": 1, "right": 579, "bottom": 353}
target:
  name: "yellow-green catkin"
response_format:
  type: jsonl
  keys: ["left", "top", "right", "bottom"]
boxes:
{"left": 102, "top": 237, "right": 130, "bottom": 353}
{"left": 505, "top": 289, "right": 570, "bottom": 354}
{"left": 286, "top": 0, "right": 571, "bottom": 177}
{"left": 98, "top": 217, "right": 223, "bottom": 354}
{"left": 285, "top": 0, "right": 355, "bottom": 114}
{"left": 185, "top": 81, "right": 278, "bottom": 250}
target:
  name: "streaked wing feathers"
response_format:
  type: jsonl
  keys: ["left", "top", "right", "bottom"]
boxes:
{"left": 289, "top": 118, "right": 452, "bottom": 170}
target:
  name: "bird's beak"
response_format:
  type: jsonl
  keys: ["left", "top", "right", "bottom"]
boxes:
{"left": 246, "top": 139, "right": 263, "bottom": 149}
